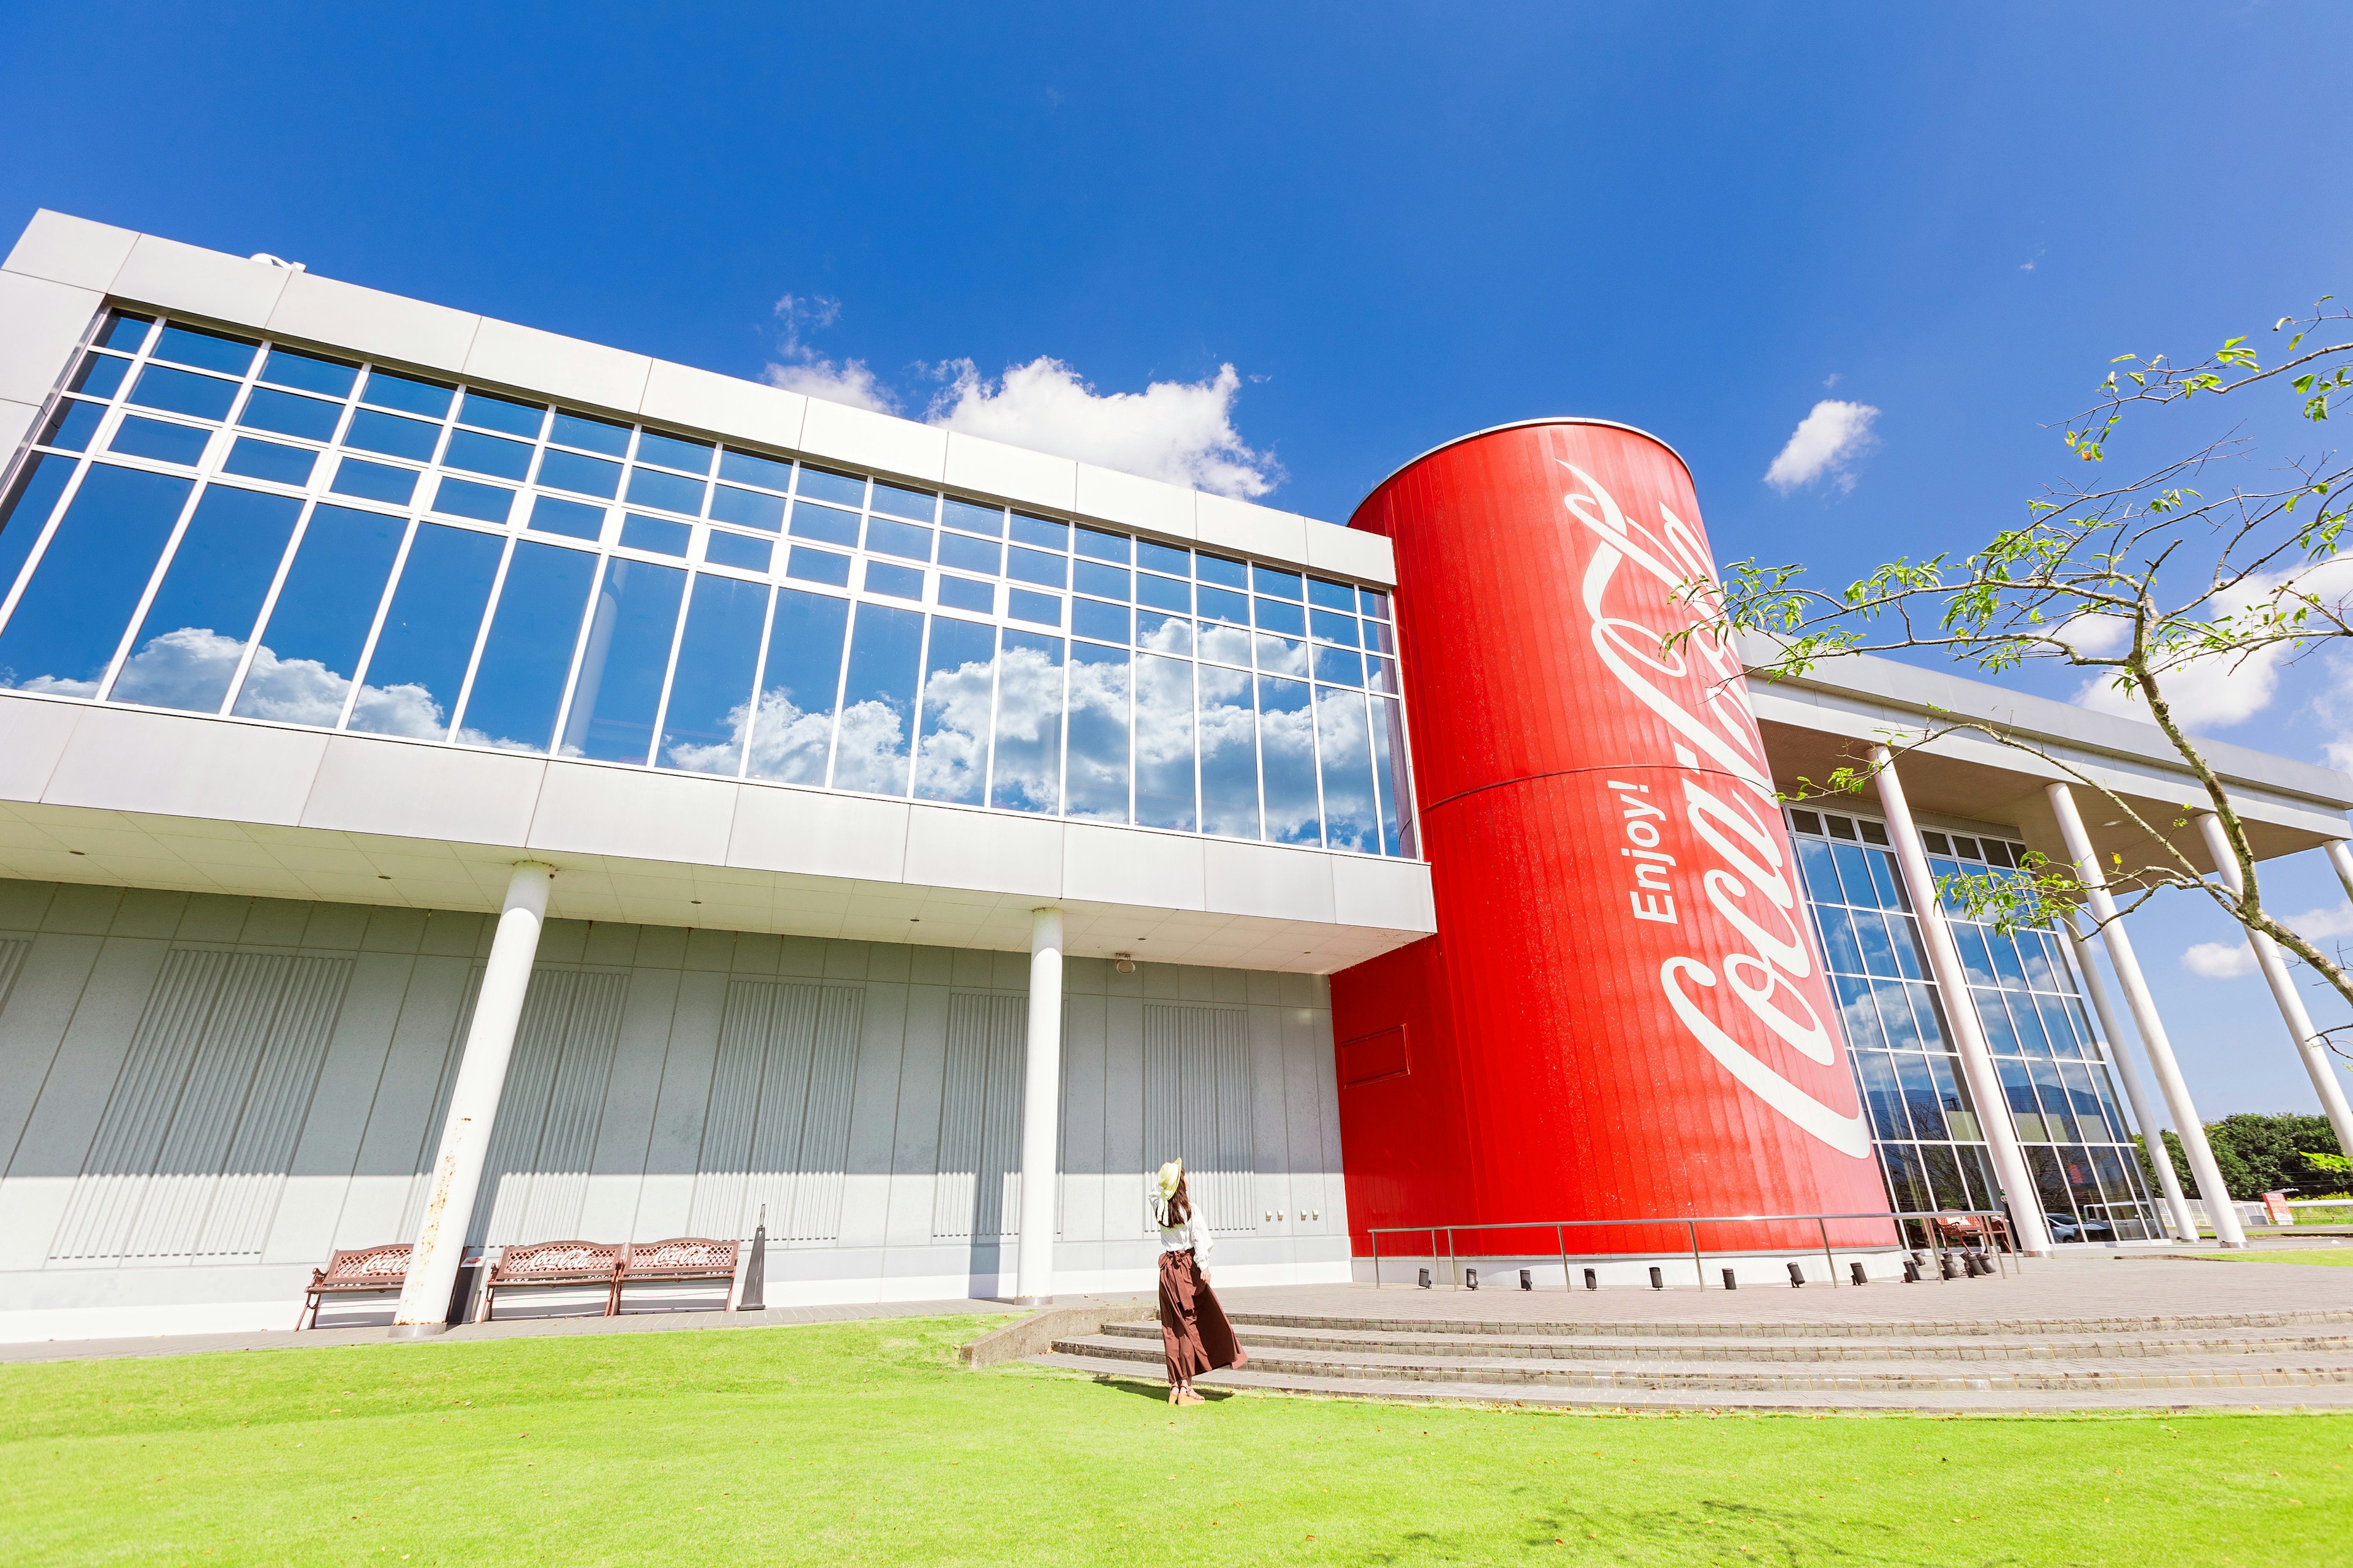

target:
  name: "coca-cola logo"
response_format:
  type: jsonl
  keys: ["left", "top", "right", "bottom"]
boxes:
{"left": 1563, "top": 461, "right": 1871, "bottom": 1159}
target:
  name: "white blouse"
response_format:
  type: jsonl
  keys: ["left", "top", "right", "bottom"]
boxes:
{"left": 1156, "top": 1198, "right": 1214, "bottom": 1260}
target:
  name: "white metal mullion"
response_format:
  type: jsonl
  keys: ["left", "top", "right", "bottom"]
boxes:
{"left": 1054, "top": 630, "right": 1072, "bottom": 818}
{"left": 821, "top": 586, "right": 857, "bottom": 790}
{"left": 544, "top": 550, "right": 610, "bottom": 762}
{"left": 903, "top": 591, "right": 934, "bottom": 800}
{"left": 443, "top": 531, "right": 515, "bottom": 743}
{"left": 0, "top": 452, "right": 99, "bottom": 636}
{"left": 643, "top": 568, "right": 696, "bottom": 770}
{"left": 1246, "top": 658, "right": 1268, "bottom": 843}
{"left": 1305, "top": 670, "right": 1330, "bottom": 850}
{"left": 979, "top": 622, "right": 1005, "bottom": 810}
{"left": 737, "top": 583, "right": 776, "bottom": 780}
{"left": 219, "top": 494, "right": 320, "bottom": 716}
{"left": 338, "top": 514, "right": 422, "bottom": 732}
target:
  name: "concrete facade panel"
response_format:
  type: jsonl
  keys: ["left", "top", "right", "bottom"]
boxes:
{"left": 637, "top": 359, "right": 807, "bottom": 453}
{"left": 465, "top": 317, "right": 651, "bottom": 414}
{"left": 798, "top": 398, "right": 948, "bottom": 484}
{"left": 0, "top": 271, "right": 101, "bottom": 406}
{"left": 527, "top": 763, "right": 735, "bottom": 865}
{"left": 2, "top": 211, "right": 135, "bottom": 292}
{"left": 300, "top": 735, "right": 544, "bottom": 845}
{"left": 1073, "top": 464, "right": 1196, "bottom": 542}
{"left": 265, "top": 271, "right": 480, "bottom": 374}
{"left": 44, "top": 708, "right": 326, "bottom": 825}
{"left": 941, "top": 433, "right": 1077, "bottom": 514}
{"left": 111, "top": 237, "right": 292, "bottom": 330}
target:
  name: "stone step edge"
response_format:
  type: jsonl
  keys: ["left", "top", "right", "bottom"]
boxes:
{"left": 1053, "top": 1338, "right": 2353, "bottom": 1392}
{"left": 1097, "top": 1322, "right": 2353, "bottom": 1360}
{"left": 1029, "top": 1352, "right": 2353, "bottom": 1415}
{"left": 1223, "top": 1308, "right": 2353, "bottom": 1338}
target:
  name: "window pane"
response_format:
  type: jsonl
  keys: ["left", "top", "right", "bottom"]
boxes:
{"left": 1308, "top": 577, "right": 1354, "bottom": 612}
{"left": 343, "top": 408, "right": 441, "bottom": 461}
{"left": 152, "top": 325, "right": 257, "bottom": 377}
{"left": 0, "top": 453, "right": 79, "bottom": 605}
{"left": 442, "top": 428, "right": 534, "bottom": 482}
{"left": 1311, "top": 607, "right": 1360, "bottom": 646}
{"left": 912, "top": 615, "right": 994, "bottom": 806}
{"left": 719, "top": 448, "right": 794, "bottom": 491}
{"left": 705, "top": 530, "right": 772, "bottom": 574}
{"left": 1076, "top": 526, "right": 1129, "bottom": 563}
{"left": 1008, "top": 545, "right": 1067, "bottom": 589}
{"left": 1255, "top": 596, "right": 1306, "bottom": 637}
{"left": 991, "top": 630, "right": 1063, "bottom": 814}
{"left": 1007, "top": 588, "right": 1061, "bottom": 627}
{"left": 1853, "top": 911, "right": 1898, "bottom": 977}
{"left": 1360, "top": 587, "right": 1391, "bottom": 619}
{"left": 710, "top": 485, "right": 786, "bottom": 532}
{"left": 259, "top": 349, "right": 357, "bottom": 398}
{"left": 626, "top": 466, "right": 705, "bottom": 516}
{"left": 127, "top": 366, "right": 237, "bottom": 422}
{"left": 1011, "top": 514, "right": 1067, "bottom": 552}
{"left": 347, "top": 523, "right": 504, "bottom": 740}
{"left": 1198, "top": 662, "right": 1259, "bottom": 839}
{"left": 238, "top": 387, "right": 344, "bottom": 442}
{"left": 431, "top": 477, "right": 514, "bottom": 525}
{"left": 1894, "top": 1052, "right": 1947, "bottom": 1140}
{"left": 866, "top": 561, "right": 923, "bottom": 600}
{"left": 1075, "top": 560, "right": 1129, "bottom": 602}
{"left": 866, "top": 518, "right": 933, "bottom": 562}
{"left": 748, "top": 587, "right": 849, "bottom": 785}
{"left": 1198, "top": 619, "right": 1250, "bottom": 667}
{"left": 528, "top": 495, "right": 605, "bottom": 541}
{"left": 110, "top": 485, "right": 303, "bottom": 713}
{"left": 1370, "top": 694, "right": 1412, "bottom": 855}
{"left": 458, "top": 391, "right": 545, "bottom": 438}
{"left": 99, "top": 312, "right": 154, "bottom": 351}
{"left": 1196, "top": 586, "right": 1248, "bottom": 627}
{"left": 108, "top": 416, "right": 211, "bottom": 466}
{"left": 635, "top": 430, "right": 714, "bottom": 474}
{"left": 1137, "top": 612, "right": 1190, "bottom": 656}
{"left": 786, "top": 546, "right": 851, "bottom": 587}
{"left": 1252, "top": 564, "right": 1303, "bottom": 600}
{"left": 456, "top": 541, "right": 595, "bottom": 753}
{"left": 940, "top": 497, "right": 1002, "bottom": 536}
{"left": 1857, "top": 1051, "right": 1909, "bottom": 1140}
{"left": 660, "top": 574, "right": 769, "bottom": 776}
{"left": 1071, "top": 596, "right": 1127, "bottom": 645}
{"left": 798, "top": 467, "right": 866, "bottom": 507}
{"left": 550, "top": 411, "right": 630, "bottom": 455}
{"left": 330, "top": 458, "right": 418, "bottom": 506}
{"left": 1065, "top": 643, "right": 1129, "bottom": 823}
{"left": 790, "top": 501, "right": 860, "bottom": 547}
{"left": 1314, "top": 645, "right": 1364, "bottom": 686}
{"left": 558, "top": 557, "right": 686, "bottom": 763}
{"left": 536, "top": 447, "right": 622, "bottom": 499}
{"left": 1259, "top": 676, "right": 1320, "bottom": 845}
{"left": 1131, "top": 654, "right": 1195, "bottom": 831}
{"left": 1137, "top": 572, "right": 1189, "bottom": 613}
{"left": 618, "top": 514, "right": 688, "bottom": 556}
{"left": 360, "top": 371, "right": 453, "bottom": 420}
{"left": 938, "top": 533, "right": 1001, "bottom": 578}
{"left": 232, "top": 504, "right": 406, "bottom": 725}
{"left": 871, "top": 482, "right": 936, "bottom": 522}
{"left": 1143, "top": 540, "right": 1194, "bottom": 578}
{"left": 832, "top": 603, "right": 923, "bottom": 795}
{"left": 221, "top": 437, "right": 316, "bottom": 487}
{"left": 0, "top": 466, "right": 192, "bottom": 695}
{"left": 938, "top": 575, "right": 996, "bottom": 615}
{"left": 1316, "top": 686, "right": 1380, "bottom": 852}
{"left": 69, "top": 354, "right": 131, "bottom": 399}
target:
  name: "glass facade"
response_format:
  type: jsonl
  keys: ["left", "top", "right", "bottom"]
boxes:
{"left": 1789, "top": 807, "right": 2161, "bottom": 1244}
{"left": 0, "top": 311, "right": 1417, "bottom": 854}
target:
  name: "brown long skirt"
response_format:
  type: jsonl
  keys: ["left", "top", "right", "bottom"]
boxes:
{"left": 1158, "top": 1248, "right": 1247, "bottom": 1384}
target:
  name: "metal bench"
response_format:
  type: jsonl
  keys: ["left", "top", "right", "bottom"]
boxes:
{"left": 477, "top": 1240, "right": 628, "bottom": 1322}
{"left": 615, "top": 1237, "right": 740, "bottom": 1313}
{"left": 297, "top": 1243, "right": 412, "bottom": 1330}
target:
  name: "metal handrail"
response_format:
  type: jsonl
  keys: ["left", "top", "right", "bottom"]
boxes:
{"left": 1363, "top": 1208, "right": 2019, "bottom": 1289}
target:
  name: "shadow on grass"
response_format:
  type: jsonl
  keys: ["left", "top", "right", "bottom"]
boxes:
{"left": 1086, "top": 1374, "right": 1243, "bottom": 1406}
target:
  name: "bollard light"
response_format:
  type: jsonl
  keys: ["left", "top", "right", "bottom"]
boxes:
{"left": 1902, "top": 1258, "right": 1922, "bottom": 1283}
{"left": 1583, "top": 1268, "right": 1598, "bottom": 1291}
{"left": 1648, "top": 1266, "right": 1663, "bottom": 1290}
{"left": 1519, "top": 1269, "right": 1532, "bottom": 1291}
{"left": 1786, "top": 1262, "right": 1805, "bottom": 1289}
{"left": 1465, "top": 1268, "right": 1479, "bottom": 1290}
{"left": 1418, "top": 1267, "right": 1432, "bottom": 1289}
{"left": 1850, "top": 1262, "right": 1868, "bottom": 1286}
{"left": 1722, "top": 1268, "right": 1737, "bottom": 1290}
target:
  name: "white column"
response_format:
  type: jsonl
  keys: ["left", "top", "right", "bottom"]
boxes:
{"left": 2196, "top": 812, "right": 2353, "bottom": 1161}
{"left": 1871, "top": 749, "right": 2053, "bottom": 1255}
{"left": 392, "top": 862, "right": 555, "bottom": 1335}
{"left": 2045, "top": 784, "right": 2246, "bottom": 1246}
{"left": 2327, "top": 838, "right": 2353, "bottom": 907}
{"left": 2062, "top": 912, "right": 2199, "bottom": 1241}
{"left": 1014, "top": 906, "right": 1065, "bottom": 1305}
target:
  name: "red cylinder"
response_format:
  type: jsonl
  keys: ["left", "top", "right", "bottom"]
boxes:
{"left": 1332, "top": 420, "right": 1895, "bottom": 1259}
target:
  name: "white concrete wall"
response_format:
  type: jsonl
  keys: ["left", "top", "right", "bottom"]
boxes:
{"left": 0, "top": 877, "right": 1349, "bottom": 1342}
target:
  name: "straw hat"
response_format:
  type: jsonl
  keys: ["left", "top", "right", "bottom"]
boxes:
{"left": 1156, "top": 1159, "right": 1184, "bottom": 1200}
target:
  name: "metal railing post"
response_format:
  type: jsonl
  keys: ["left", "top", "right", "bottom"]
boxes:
{"left": 1556, "top": 1224, "right": 1569, "bottom": 1293}
{"left": 1371, "top": 1228, "right": 1381, "bottom": 1289}
{"left": 1817, "top": 1216, "right": 1836, "bottom": 1287}
{"left": 1687, "top": 1220, "right": 1703, "bottom": 1290}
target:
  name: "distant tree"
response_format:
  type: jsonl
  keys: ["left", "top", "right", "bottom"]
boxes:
{"left": 1698, "top": 300, "right": 2353, "bottom": 1066}
{"left": 2139, "top": 1114, "right": 2345, "bottom": 1200}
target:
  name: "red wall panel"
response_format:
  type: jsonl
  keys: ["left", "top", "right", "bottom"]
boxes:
{"left": 1332, "top": 421, "right": 1895, "bottom": 1256}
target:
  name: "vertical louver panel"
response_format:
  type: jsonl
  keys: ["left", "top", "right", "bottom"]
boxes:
{"left": 687, "top": 980, "right": 865, "bottom": 1243}
{"left": 1143, "top": 1004, "right": 1256, "bottom": 1235}
{"left": 932, "top": 993, "right": 1025, "bottom": 1239}
{"left": 48, "top": 949, "right": 350, "bottom": 1264}
{"left": 0, "top": 937, "right": 29, "bottom": 1010}
{"left": 471, "top": 969, "right": 628, "bottom": 1248}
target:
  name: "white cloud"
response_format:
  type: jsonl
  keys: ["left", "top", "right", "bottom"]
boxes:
{"left": 2072, "top": 553, "right": 2353, "bottom": 732}
{"left": 1764, "top": 400, "right": 1881, "bottom": 494}
{"left": 761, "top": 294, "right": 897, "bottom": 414}
{"left": 2180, "top": 901, "right": 2353, "bottom": 979}
{"left": 926, "top": 358, "right": 1281, "bottom": 500}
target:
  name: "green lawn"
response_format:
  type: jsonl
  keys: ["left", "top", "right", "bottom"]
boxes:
{"left": 3, "top": 1316, "right": 2349, "bottom": 1567}
{"left": 2187, "top": 1249, "right": 2353, "bottom": 1266}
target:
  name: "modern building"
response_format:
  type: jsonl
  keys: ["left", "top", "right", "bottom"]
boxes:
{"left": 0, "top": 210, "right": 2346, "bottom": 1340}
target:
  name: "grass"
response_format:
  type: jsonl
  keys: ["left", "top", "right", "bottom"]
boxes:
{"left": 2186, "top": 1249, "right": 2353, "bottom": 1266}
{"left": 2, "top": 1317, "right": 2349, "bottom": 1566}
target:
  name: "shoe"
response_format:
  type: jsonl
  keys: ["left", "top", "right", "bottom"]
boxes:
{"left": 1178, "top": 1388, "right": 1207, "bottom": 1405}
{"left": 1167, "top": 1385, "right": 1184, "bottom": 1404}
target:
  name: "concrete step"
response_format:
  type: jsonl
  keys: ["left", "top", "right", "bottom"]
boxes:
{"left": 1031, "top": 1349, "right": 2353, "bottom": 1414}
{"left": 1053, "top": 1331, "right": 2353, "bottom": 1395}
{"left": 1097, "top": 1319, "right": 2353, "bottom": 1364}
{"left": 1224, "top": 1306, "right": 2353, "bottom": 1339}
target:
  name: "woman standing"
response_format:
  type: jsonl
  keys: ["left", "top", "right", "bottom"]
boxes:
{"left": 1154, "top": 1159, "right": 1247, "bottom": 1405}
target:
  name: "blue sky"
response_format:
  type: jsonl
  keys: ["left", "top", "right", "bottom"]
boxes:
{"left": 7, "top": 3, "right": 2352, "bottom": 1116}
